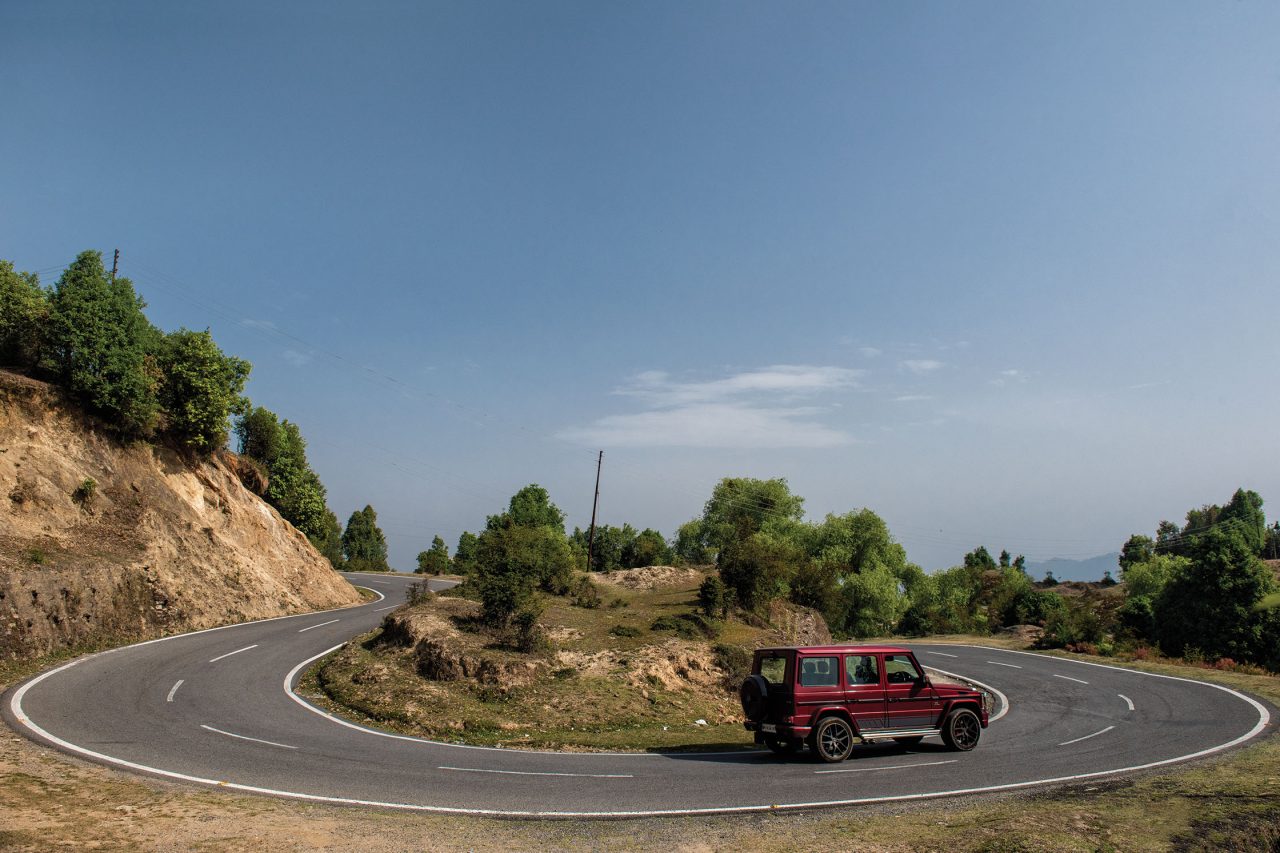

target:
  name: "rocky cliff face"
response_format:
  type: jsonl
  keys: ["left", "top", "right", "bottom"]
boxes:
{"left": 0, "top": 371, "right": 360, "bottom": 661}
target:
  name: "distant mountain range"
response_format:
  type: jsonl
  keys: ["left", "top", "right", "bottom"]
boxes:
{"left": 1025, "top": 553, "right": 1121, "bottom": 583}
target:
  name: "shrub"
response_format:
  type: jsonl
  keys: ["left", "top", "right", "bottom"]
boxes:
{"left": 609, "top": 625, "right": 642, "bottom": 638}
{"left": 570, "top": 574, "right": 601, "bottom": 609}
{"left": 27, "top": 548, "right": 46, "bottom": 565}
{"left": 698, "top": 575, "right": 729, "bottom": 619}
{"left": 72, "top": 477, "right": 97, "bottom": 505}
{"left": 712, "top": 643, "right": 751, "bottom": 688}
{"left": 608, "top": 597, "right": 628, "bottom": 609}
{"left": 405, "top": 581, "right": 435, "bottom": 606}
{"left": 651, "top": 612, "right": 719, "bottom": 640}
{"left": 511, "top": 606, "right": 547, "bottom": 653}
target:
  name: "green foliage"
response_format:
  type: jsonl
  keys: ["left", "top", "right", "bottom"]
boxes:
{"left": 454, "top": 531, "right": 479, "bottom": 574}
{"left": 309, "top": 509, "right": 344, "bottom": 568}
{"left": 964, "top": 546, "right": 997, "bottom": 570}
{"left": 570, "top": 573, "right": 602, "bottom": 608}
{"left": 697, "top": 575, "right": 730, "bottom": 619}
{"left": 45, "top": 251, "right": 160, "bottom": 435}
{"left": 570, "top": 523, "right": 670, "bottom": 572}
{"left": 1037, "top": 602, "right": 1104, "bottom": 649}
{"left": 673, "top": 519, "right": 714, "bottom": 564}
{"left": 609, "top": 625, "right": 642, "bottom": 638}
{"left": 72, "top": 477, "right": 97, "bottom": 505}
{"left": 1119, "top": 534, "right": 1155, "bottom": 571}
{"left": 406, "top": 581, "right": 436, "bottom": 606}
{"left": 27, "top": 547, "right": 47, "bottom": 565}
{"left": 624, "top": 527, "right": 671, "bottom": 567}
{"left": 510, "top": 604, "right": 547, "bottom": 653}
{"left": 712, "top": 643, "right": 752, "bottom": 686}
{"left": 342, "top": 505, "right": 390, "bottom": 572}
{"left": 718, "top": 532, "right": 802, "bottom": 612}
{"left": 650, "top": 612, "right": 717, "bottom": 639}
{"left": 473, "top": 522, "right": 574, "bottom": 624}
{"left": 0, "top": 260, "right": 49, "bottom": 369}
{"left": 488, "top": 484, "right": 565, "bottom": 533}
{"left": 156, "top": 328, "right": 250, "bottom": 453}
{"left": 236, "top": 406, "right": 283, "bottom": 465}
{"left": 701, "top": 477, "right": 804, "bottom": 555}
{"left": 416, "top": 535, "right": 451, "bottom": 575}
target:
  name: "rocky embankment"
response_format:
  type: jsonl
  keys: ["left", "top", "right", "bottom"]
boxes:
{"left": 0, "top": 371, "right": 359, "bottom": 661}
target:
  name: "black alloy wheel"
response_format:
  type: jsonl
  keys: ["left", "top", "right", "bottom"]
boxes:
{"left": 942, "top": 708, "right": 981, "bottom": 751}
{"left": 813, "top": 716, "right": 856, "bottom": 763}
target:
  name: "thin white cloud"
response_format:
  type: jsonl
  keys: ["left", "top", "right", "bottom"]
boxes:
{"left": 282, "top": 348, "right": 312, "bottom": 367}
{"left": 858, "top": 346, "right": 883, "bottom": 358}
{"left": 561, "top": 364, "right": 860, "bottom": 448}
{"left": 558, "top": 403, "right": 854, "bottom": 448}
{"left": 991, "top": 368, "right": 1030, "bottom": 387}
{"left": 901, "top": 359, "right": 944, "bottom": 375}
{"left": 893, "top": 394, "right": 932, "bottom": 402}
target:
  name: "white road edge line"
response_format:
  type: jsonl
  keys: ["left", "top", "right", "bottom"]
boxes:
{"left": 439, "top": 766, "right": 633, "bottom": 779}
{"left": 923, "top": 666, "right": 1011, "bottom": 724}
{"left": 298, "top": 620, "right": 340, "bottom": 633}
{"left": 208, "top": 645, "right": 258, "bottom": 663}
{"left": 1058, "top": 725, "right": 1115, "bottom": 747}
{"left": 200, "top": 724, "right": 298, "bottom": 750}
{"left": 1119, "top": 694, "right": 1135, "bottom": 712}
{"left": 1053, "top": 674, "right": 1089, "bottom": 685}
{"left": 816, "top": 759, "right": 957, "bottom": 775}
{"left": 926, "top": 651, "right": 958, "bottom": 658}
{"left": 986, "top": 661, "right": 1022, "bottom": 669}
{"left": 166, "top": 680, "right": 183, "bottom": 702}
{"left": 8, "top": 634, "right": 1269, "bottom": 818}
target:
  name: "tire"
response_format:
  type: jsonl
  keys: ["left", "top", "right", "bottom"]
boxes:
{"left": 893, "top": 735, "right": 924, "bottom": 746}
{"left": 765, "top": 735, "right": 800, "bottom": 755}
{"left": 941, "top": 707, "right": 981, "bottom": 752}
{"left": 739, "top": 674, "right": 769, "bottom": 723}
{"left": 812, "top": 716, "right": 856, "bottom": 763}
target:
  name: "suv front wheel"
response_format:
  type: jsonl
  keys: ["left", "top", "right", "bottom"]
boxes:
{"left": 941, "top": 707, "right": 981, "bottom": 751}
{"left": 812, "top": 716, "right": 856, "bottom": 763}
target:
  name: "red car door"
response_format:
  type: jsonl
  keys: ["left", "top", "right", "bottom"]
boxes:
{"left": 882, "top": 653, "right": 940, "bottom": 731}
{"left": 842, "top": 653, "right": 887, "bottom": 733}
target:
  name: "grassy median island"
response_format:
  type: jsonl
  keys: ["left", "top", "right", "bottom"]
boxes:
{"left": 302, "top": 566, "right": 836, "bottom": 751}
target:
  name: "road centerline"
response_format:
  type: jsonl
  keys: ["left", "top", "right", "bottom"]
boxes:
{"left": 298, "top": 619, "right": 340, "bottom": 633}
{"left": 816, "top": 759, "right": 958, "bottom": 775}
{"left": 986, "top": 661, "right": 1022, "bottom": 668}
{"left": 439, "top": 766, "right": 633, "bottom": 779}
{"left": 1053, "top": 674, "right": 1089, "bottom": 685}
{"left": 200, "top": 724, "right": 298, "bottom": 750}
{"left": 1058, "top": 726, "right": 1115, "bottom": 747}
{"left": 1119, "top": 694, "right": 1135, "bottom": 712}
{"left": 208, "top": 645, "right": 258, "bottom": 663}
{"left": 165, "top": 680, "right": 184, "bottom": 702}
{"left": 926, "top": 651, "right": 958, "bottom": 658}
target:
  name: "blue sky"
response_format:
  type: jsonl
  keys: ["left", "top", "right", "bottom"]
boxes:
{"left": 4, "top": 2, "right": 1279, "bottom": 571}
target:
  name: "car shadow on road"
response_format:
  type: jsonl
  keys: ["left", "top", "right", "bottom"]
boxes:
{"left": 655, "top": 740, "right": 952, "bottom": 765}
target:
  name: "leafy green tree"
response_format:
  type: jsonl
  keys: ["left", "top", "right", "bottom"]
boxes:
{"left": 236, "top": 406, "right": 284, "bottom": 465}
{"left": 718, "top": 532, "right": 802, "bottom": 612}
{"left": 45, "top": 251, "right": 160, "bottom": 435}
{"left": 698, "top": 575, "right": 730, "bottom": 619}
{"left": 416, "top": 535, "right": 451, "bottom": 575}
{"left": 963, "top": 546, "right": 997, "bottom": 571}
{"left": 673, "top": 519, "right": 714, "bottom": 564}
{"left": 999, "top": 549, "right": 1011, "bottom": 568}
{"left": 342, "top": 505, "right": 390, "bottom": 572}
{"left": 310, "top": 509, "right": 344, "bottom": 567}
{"left": 488, "top": 484, "right": 565, "bottom": 533}
{"left": 624, "top": 527, "right": 671, "bottom": 568}
{"left": 0, "top": 260, "right": 49, "bottom": 369}
{"left": 701, "top": 477, "right": 804, "bottom": 555}
{"left": 454, "top": 531, "right": 479, "bottom": 574}
{"left": 840, "top": 562, "right": 909, "bottom": 637}
{"left": 156, "top": 328, "right": 250, "bottom": 453}
{"left": 1154, "top": 527, "right": 1277, "bottom": 662}
{"left": 1119, "top": 534, "right": 1155, "bottom": 572}
{"left": 474, "top": 523, "right": 574, "bottom": 624}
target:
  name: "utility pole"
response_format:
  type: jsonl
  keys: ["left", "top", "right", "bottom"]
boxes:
{"left": 111, "top": 249, "right": 119, "bottom": 281}
{"left": 586, "top": 450, "right": 603, "bottom": 572}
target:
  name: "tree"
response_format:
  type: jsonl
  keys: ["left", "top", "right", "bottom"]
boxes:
{"left": 701, "top": 477, "right": 804, "bottom": 555}
{"left": 235, "top": 406, "right": 283, "bottom": 466}
{"left": 310, "top": 509, "right": 344, "bottom": 568}
{"left": 964, "top": 546, "right": 997, "bottom": 571}
{"left": 1119, "top": 534, "right": 1155, "bottom": 572}
{"left": 673, "top": 519, "right": 714, "bottom": 564}
{"left": 454, "top": 531, "right": 479, "bottom": 574}
{"left": 416, "top": 535, "right": 451, "bottom": 575}
{"left": 698, "top": 575, "right": 730, "bottom": 619}
{"left": 474, "top": 523, "right": 574, "bottom": 625}
{"left": 342, "top": 505, "right": 390, "bottom": 572}
{"left": 0, "top": 260, "right": 48, "bottom": 370}
{"left": 156, "top": 328, "right": 250, "bottom": 453}
{"left": 999, "top": 549, "right": 1011, "bottom": 569}
{"left": 623, "top": 528, "right": 671, "bottom": 568}
{"left": 488, "top": 484, "right": 565, "bottom": 533}
{"left": 718, "top": 532, "right": 802, "bottom": 612}
{"left": 45, "top": 251, "right": 160, "bottom": 435}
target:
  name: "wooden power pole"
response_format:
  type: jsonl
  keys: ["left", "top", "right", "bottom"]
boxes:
{"left": 111, "top": 249, "right": 119, "bottom": 281}
{"left": 586, "top": 450, "right": 603, "bottom": 571}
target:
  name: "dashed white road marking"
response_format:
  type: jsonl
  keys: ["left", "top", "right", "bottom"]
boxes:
{"left": 926, "top": 651, "right": 958, "bottom": 658}
{"left": 372, "top": 605, "right": 398, "bottom": 612}
{"left": 987, "top": 661, "right": 1022, "bottom": 668}
{"left": 364, "top": 581, "right": 390, "bottom": 586}
{"left": 298, "top": 619, "right": 340, "bottom": 633}
{"left": 1058, "top": 726, "right": 1115, "bottom": 747}
{"left": 208, "top": 645, "right": 258, "bottom": 663}
{"left": 1119, "top": 694, "right": 1135, "bottom": 712}
{"left": 439, "top": 766, "right": 633, "bottom": 779}
{"left": 1053, "top": 674, "right": 1089, "bottom": 685}
{"left": 200, "top": 724, "right": 298, "bottom": 750}
{"left": 166, "top": 680, "right": 184, "bottom": 702}
{"left": 816, "top": 759, "right": 957, "bottom": 775}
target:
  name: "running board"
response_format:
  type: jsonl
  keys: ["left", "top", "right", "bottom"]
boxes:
{"left": 857, "top": 728, "right": 941, "bottom": 742}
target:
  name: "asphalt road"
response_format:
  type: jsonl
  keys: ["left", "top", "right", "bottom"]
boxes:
{"left": 4, "top": 572, "right": 1274, "bottom": 817}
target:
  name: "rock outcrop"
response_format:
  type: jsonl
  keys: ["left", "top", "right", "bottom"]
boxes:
{"left": 0, "top": 371, "right": 360, "bottom": 660}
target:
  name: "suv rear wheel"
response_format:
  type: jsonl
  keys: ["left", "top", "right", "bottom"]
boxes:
{"left": 812, "top": 716, "right": 855, "bottom": 763}
{"left": 941, "top": 707, "right": 981, "bottom": 751}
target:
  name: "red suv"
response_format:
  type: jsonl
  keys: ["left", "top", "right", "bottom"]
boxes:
{"left": 739, "top": 645, "right": 988, "bottom": 762}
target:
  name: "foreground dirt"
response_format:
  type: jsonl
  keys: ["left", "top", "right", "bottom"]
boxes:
{"left": 0, "top": 371, "right": 359, "bottom": 661}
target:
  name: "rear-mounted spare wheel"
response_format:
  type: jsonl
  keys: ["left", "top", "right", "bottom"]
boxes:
{"left": 740, "top": 674, "right": 769, "bottom": 722}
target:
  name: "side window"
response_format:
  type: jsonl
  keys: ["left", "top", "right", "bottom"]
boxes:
{"left": 758, "top": 655, "right": 787, "bottom": 685}
{"left": 799, "top": 656, "right": 839, "bottom": 687}
{"left": 884, "top": 655, "right": 922, "bottom": 684}
{"left": 844, "top": 654, "right": 880, "bottom": 686}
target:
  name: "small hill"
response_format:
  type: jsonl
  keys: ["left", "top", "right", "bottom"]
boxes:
{"left": 0, "top": 370, "right": 359, "bottom": 661}
{"left": 1025, "top": 553, "right": 1121, "bottom": 582}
